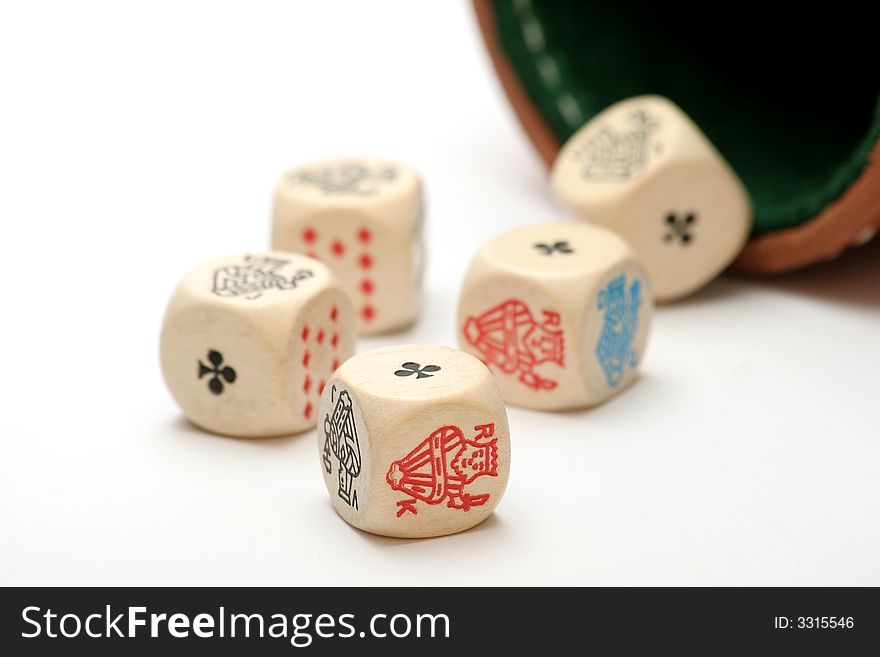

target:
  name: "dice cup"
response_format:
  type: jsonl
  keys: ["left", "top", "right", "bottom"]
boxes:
{"left": 473, "top": 0, "right": 880, "bottom": 273}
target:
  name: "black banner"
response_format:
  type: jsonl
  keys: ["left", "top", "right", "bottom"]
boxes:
{"left": 1, "top": 587, "right": 877, "bottom": 654}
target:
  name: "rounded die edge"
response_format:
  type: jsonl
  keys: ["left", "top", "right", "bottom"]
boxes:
{"left": 274, "top": 157, "right": 422, "bottom": 210}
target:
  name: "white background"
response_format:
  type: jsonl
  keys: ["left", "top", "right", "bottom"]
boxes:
{"left": 1, "top": 1, "right": 878, "bottom": 586}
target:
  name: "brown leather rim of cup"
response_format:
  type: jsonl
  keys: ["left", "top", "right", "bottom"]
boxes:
{"left": 473, "top": 0, "right": 880, "bottom": 274}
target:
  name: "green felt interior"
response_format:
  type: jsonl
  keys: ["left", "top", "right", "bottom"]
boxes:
{"left": 493, "top": 0, "right": 880, "bottom": 235}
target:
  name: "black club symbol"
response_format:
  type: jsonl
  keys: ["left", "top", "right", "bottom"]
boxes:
{"left": 394, "top": 362, "right": 441, "bottom": 379}
{"left": 198, "top": 350, "right": 237, "bottom": 395}
{"left": 533, "top": 241, "right": 574, "bottom": 255}
{"left": 663, "top": 212, "right": 697, "bottom": 245}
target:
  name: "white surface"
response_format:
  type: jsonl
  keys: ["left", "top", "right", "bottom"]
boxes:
{"left": 1, "top": 1, "right": 878, "bottom": 586}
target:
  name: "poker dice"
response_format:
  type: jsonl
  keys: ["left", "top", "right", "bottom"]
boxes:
{"left": 272, "top": 158, "right": 424, "bottom": 334}
{"left": 458, "top": 223, "right": 652, "bottom": 411}
{"left": 318, "top": 344, "right": 510, "bottom": 538}
{"left": 551, "top": 95, "right": 752, "bottom": 302}
{"left": 160, "top": 252, "right": 356, "bottom": 437}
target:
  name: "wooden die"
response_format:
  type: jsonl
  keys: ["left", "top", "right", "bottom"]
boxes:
{"left": 458, "top": 223, "right": 652, "bottom": 410}
{"left": 551, "top": 96, "right": 752, "bottom": 301}
{"left": 160, "top": 252, "right": 355, "bottom": 437}
{"left": 272, "top": 158, "right": 423, "bottom": 334}
{"left": 318, "top": 344, "right": 510, "bottom": 538}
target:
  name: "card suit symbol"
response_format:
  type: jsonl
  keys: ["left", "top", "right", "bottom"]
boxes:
{"left": 331, "top": 240, "right": 346, "bottom": 257}
{"left": 394, "top": 362, "right": 441, "bottom": 379}
{"left": 533, "top": 240, "right": 574, "bottom": 255}
{"left": 302, "top": 227, "right": 317, "bottom": 244}
{"left": 361, "top": 305, "right": 376, "bottom": 322}
{"left": 357, "top": 227, "right": 372, "bottom": 243}
{"left": 198, "top": 350, "right": 237, "bottom": 395}
{"left": 663, "top": 212, "right": 697, "bottom": 245}
{"left": 358, "top": 253, "right": 373, "bottom": 270}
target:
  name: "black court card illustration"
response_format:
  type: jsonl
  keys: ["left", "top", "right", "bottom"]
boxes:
{"left": 575, "top": 109, "right": 660, "bottom": 181}
{"left": 211, "top": 255, "right": 314, "bottom": 299}
{"left": 322, "top": 386, "right": 362, "bottom": 509}
{"left": 289, "top": 162, "right": 398, "bottom": 196}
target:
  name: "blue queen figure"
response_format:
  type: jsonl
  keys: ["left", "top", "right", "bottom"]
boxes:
{"left": 595, "top": 275, "right": 642, "bottom": 387}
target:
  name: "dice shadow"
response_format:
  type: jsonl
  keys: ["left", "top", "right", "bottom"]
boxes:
{"left": 627, "top": 236, "right": 880, "bottom": 311}
{"left": 354, "top": 283, "right": 459, "bottom": 352}
{"left": 167, "top": 416, "right": 309, "bottom": 447}
{"left": 735, "top": 237, "right": 880, "bottom": 311}
{"left": 655, "top": 276, "right": 750, "bottom": 307}
{"left": 503, "top": 369, "right": 664, "bottom": 425}
{"left": 339, "top": 506, "right": 509, "bottom": 547}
